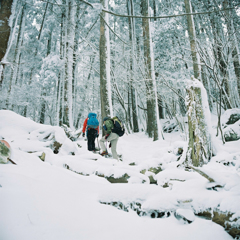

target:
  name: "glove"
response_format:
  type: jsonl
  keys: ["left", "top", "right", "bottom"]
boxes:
{"left": 109, "top": 142, "right": 111, "bottom": 148}
{"left": 82, "top": 132, "right": 85, "bottom": 137}
{"left": 105, "top": 134, "right": 109, "bottom": 140}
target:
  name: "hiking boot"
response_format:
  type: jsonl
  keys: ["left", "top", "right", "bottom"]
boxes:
{"left": 100, "top": 151, "right": 108, "bottom": 156}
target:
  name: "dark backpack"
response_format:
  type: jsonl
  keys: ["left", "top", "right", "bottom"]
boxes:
{"left": 87, "top": 113, "right": 99, "bottom": 129}
{"left": 112, "top": 116, "right": 125, "bottom": 137}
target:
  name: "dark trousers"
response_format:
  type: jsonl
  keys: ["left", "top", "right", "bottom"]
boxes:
{"left": 87, "top": 128, "right": 97, "bottom": 151}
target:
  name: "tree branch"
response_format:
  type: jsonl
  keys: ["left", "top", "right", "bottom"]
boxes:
{"left": 99, "top": 14, "right": 129, "bottom": 46}
{"left": 102, "top": 5, "right": 240, "bottom": 19}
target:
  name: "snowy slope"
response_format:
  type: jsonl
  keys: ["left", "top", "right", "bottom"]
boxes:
{"left": 0, "top": 110, "right": 239, "bottom": 240}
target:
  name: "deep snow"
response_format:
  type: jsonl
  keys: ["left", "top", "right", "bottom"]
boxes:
{"left": 0, "top": 110, "right": 239, "bottom": 240}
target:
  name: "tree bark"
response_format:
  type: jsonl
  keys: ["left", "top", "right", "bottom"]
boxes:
{"left": 0, "top": 0, "right": 14, "bottom": 87}
{"left": 0, "top": 0, "right": 13, "bottom": 61}
{"left": 63, "top": 0, "right": 76, "bottom": 129}
{"left": 100, "top": 0, "right": 113, "bottom": 128}
{"left": 6, "top": 5, "right": 26, "bottom": 108}
{"left": 184, "top": 0, "right": 200, "bottom": 80}
{"left": 186, "top": 78, "right": 213, "bottom": 167}
{"left": 127, "top": 0, "right": 139, "bottom": 132}
{"left": 141, "top": 0, "right": 160, "bottom": 141}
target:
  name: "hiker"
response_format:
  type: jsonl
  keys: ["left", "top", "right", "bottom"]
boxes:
{"left": 100, "top": 116, "right": 119, "bottom": 160}
{"left": 82, "top": 113, "right": 99, "bottom": 152}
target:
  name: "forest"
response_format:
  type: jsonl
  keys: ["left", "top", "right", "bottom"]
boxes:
{"left": 0, "top": 0, "right": 239, "bottom": 140}
{"left": 1, "top": 0, "right": 240, "bottom": 239}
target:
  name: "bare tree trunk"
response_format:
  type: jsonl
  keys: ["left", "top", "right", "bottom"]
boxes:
{"left": 0, "top": 0, "right": 13, "bottom": 61}
{"left": 58, "top": 10, "right": 66, "bottom": 126}
{"left": 6, "top": 5, "right": 26, "bottom": 109}
{"left": 127, "top": 0, "right": 139, "bottom": 133}
{"left": 63, "top": 0, "right": 76, "bottom": 129}
{"left": 0, "top": 0, "right": 14, "bottom": 87}
{"left": 158, "top": 95, "right": 165, "bottom": 119}
{"left": 100, "top": 0, "right": 113, "bottom": 127}
{"left": 184, "top": 0, "right": 200, "bottom": 80}
{"left": 141, "top": 0, "right": 160, "bottom": 141}
{"left": 72, "top": 3, "right": 81, "bottom": 123}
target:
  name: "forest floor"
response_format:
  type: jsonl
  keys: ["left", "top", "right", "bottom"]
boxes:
{"left": 0, "top": 110, "right": 239, "bottom": 240}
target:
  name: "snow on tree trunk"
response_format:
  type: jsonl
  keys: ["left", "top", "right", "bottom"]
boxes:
{"left": 141, "top": 0, "right": 160, "bottom": 141}
{"left": 186, "top": 77, "right": 213, "bottom": 167}
{"left": 11, "top": 5, "right": 26, "bottom": 86}
{"left": 6, "top": 5, "right": 26, "bottom": 108}
{"left": 63, "top": 0, "right": 76, "bottom": 129}
{"left": 127, "top": 0, "right": 139, "bottom": 133}
{"left": 100, "top": 0, "right": 113, "bottom": 123}
{"left": 184, "top": 0, "right": 200, "bottom": 80}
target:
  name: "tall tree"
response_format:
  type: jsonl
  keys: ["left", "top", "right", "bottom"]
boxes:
{"left": 184, "top": 0, "right": 213, "bottom": 166}
{"left": 184, "top": 0, "right": 200, "bottom": 79}
{"left": 100, "top": 0, "right": 113, "bottom": 126}
{"left": 63, "top": 0, "right": 76, "bottom": 129}
{"left": 127, "top": 0, "right": 139, "bottom": 133}
{"left": 141, "top": 0, "right": 160, "bottom": 140}
{"left": 0, "top": 0, "right": 14, "bottom": 85}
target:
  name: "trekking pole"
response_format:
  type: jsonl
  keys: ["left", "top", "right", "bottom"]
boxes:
{"left": 8, "top": 158, "right": 17, "bottom": 165}
{"left": 97, "top": 137, "right": 100, "bottom": 152}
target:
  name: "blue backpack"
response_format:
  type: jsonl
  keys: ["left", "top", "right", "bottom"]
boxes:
{"left": 87, "top": 113, "right": 99, "bottom": 129}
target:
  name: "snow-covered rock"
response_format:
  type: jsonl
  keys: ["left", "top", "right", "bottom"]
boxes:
{"left": 174, "top": 208, "right": 195, "bottom": 223}
{"left": 223, "top": 120, "right": 240, "bottom": 142}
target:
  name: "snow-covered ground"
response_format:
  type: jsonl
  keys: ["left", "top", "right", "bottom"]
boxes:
{"left": 0, "top": 110, "right": 239, "bottom": 240}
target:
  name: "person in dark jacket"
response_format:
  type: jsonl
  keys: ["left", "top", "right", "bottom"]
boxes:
{"left": 82, "top": 113, "right": 99, "bottom": 152}
{"left": 100, "top": 116, "right": 119, "bottom": 160}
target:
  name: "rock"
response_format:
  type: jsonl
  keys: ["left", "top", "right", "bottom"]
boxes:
{"left": 148, "top": 175, "right": 157, "bottom": 184}
{"left": 177, "top": 147, "right": 183, "bottom": 155}
{"left": 140, "top": 167, "right": 161, "bottom": 184}
{"left": 39, "top": 152, "right": 46, "bottom": 161}
{"left": 174, "top": 209, "right": 195, "bottom": 224}
{"left": 100, "top": 201, "right": 170, "bottom": 219}
{"left": 223, "top": 120, "right": 240, "bottom": 142}
{"left": 205, "top": 182, "right": 224, "bottom": 191}
{"left": 221, "top": 109, "right": 240, "bottom": 126}
{"left": 226, "top": 113, "right": 240, "bottom": 125}
{"left": 106, "top": 173, "right": 130, "bottom": 183}
{"left": 129, "top": 162, "right": 136, "bottom": 166}
{"left": 63, "top": 164, "right": 90, "bottom": 176}
{"left": 148, "top": 166, "right": 162, "bottom": 174}
{"left": 196, "top": 210, "right": 240, "bottom": 238}
{"left": 163, "top": 120, "right": 178, "bottom": 133}
{"left": 52, "top": 141, "right": 62, "bottom": 154}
